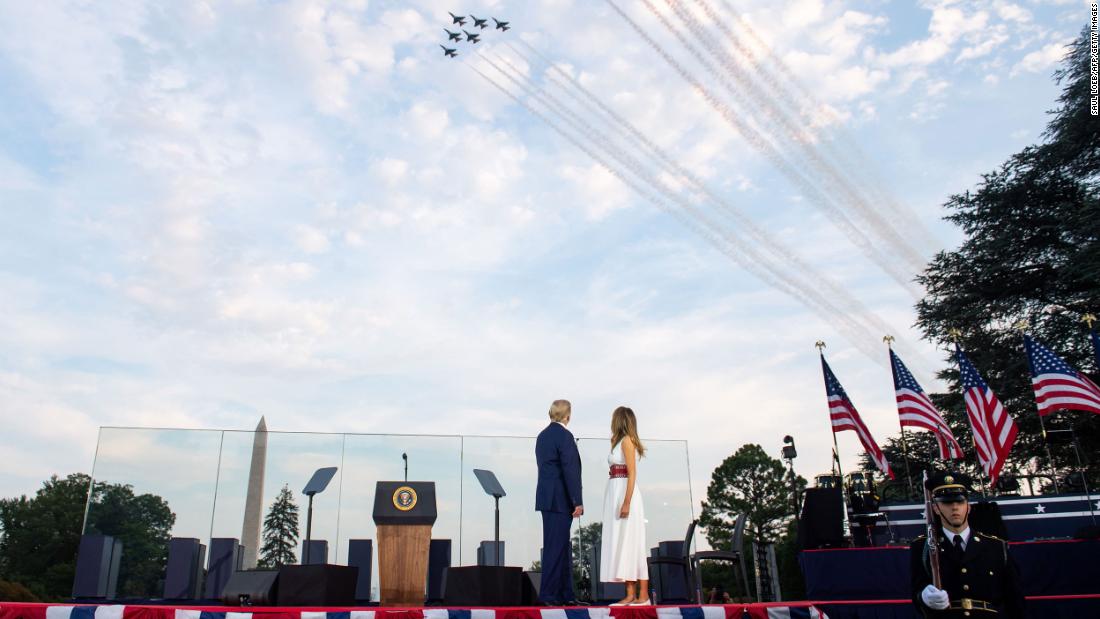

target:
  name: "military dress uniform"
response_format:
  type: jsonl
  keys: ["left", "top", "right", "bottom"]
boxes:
{"left": 909, "top": 473, "right": 1025, "bottom": 618}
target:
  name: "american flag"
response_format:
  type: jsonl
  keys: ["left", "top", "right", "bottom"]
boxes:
{"left": 1023, "top": 335, "right": 1100, "bottom": 416}
{"left": 889, "top": 349, "right": 964, "bottom": 459}
{"left": 955, "top": 345, "right": 1018, "bottom": 486}
{"left": 820, "top": 355, "right": 894, "bottom": 479}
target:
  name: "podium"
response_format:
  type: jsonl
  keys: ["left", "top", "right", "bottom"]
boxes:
{"left": 374, "top": 481, "right": 437, "bottom": 606}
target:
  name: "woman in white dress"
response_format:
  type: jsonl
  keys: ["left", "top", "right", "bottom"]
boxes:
{"left": 600, "top": 406, "right": 649, "bottom": 605}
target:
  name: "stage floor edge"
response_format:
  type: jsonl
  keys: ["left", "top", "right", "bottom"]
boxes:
{"left": 0, "top": 602, "right": 832, "bottom": 619}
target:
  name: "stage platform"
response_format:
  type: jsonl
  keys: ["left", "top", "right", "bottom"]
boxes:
{"left": 0, "top": 603, "right": 831, "bottom": 619}
{"left": 797, "top": 538, "right": 1100, "bottom": 618}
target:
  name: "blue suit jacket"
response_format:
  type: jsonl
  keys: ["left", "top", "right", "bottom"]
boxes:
{"left": 534, "top": 422, "right": 583, "bottom": 513}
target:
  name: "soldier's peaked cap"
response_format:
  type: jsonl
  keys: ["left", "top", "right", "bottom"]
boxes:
{"left": 925, "top": 471, "right": 970, "bottom": 502}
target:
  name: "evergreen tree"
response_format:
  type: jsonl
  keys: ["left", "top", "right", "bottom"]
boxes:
{"left": 863, "top": 28, "right": 1099, "bottom": 491}
{"left": 699, "top": 444, "right": 806, "bottom": 545}
{"left": 259, "top": 485, "right": 299, "bottom": 568}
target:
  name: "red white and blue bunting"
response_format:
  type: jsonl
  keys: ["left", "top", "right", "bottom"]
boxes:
{"left": 0, "top": 603, "right": 827, "bottom": 619}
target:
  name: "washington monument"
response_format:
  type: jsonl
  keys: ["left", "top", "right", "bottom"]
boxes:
{"left": 241, "top": 416, "right": 268, "bottom": 569}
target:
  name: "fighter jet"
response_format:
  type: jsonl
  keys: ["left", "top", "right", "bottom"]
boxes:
{"left": 469, "top": 15, "right": 488, "bottom": 29}
{"left": 463, "top": 29, "right": 480, "bottom": 43}
{"left": 439, "top": 45, "right": 458, "bottom": 58}
{"left": 444, "top": 28, "right": 462, "bottom": 42}
{"left": 448, "top": 12, "right": 466, "bottom": 26}
{"left": 493, "top": 18, "right": 510, "bottom": 31}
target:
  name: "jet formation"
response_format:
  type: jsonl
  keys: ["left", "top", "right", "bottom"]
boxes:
{"left": 439, "top": 12, "right": 509, "bottom": 57}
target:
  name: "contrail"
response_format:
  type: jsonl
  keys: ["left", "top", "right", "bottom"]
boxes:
{"left": 604, "top": 0, "right": 924, "bottom": 297}
{"left": 469, "top": 59, "right": 797, "bottom": 300}
{"left": 706, "top": 0, "right": 940, "bottom": 254}
{"left": 638, "top": 0, "right": 926, "bottom": 292}
{"left": 503, "top": 42, "right": 937, "bottom": 376}
{"left": 662, "top": 0, "right": 929, "bottom": 276}
{"left": 475, "top": 50, "right": 935, "bottom": 371}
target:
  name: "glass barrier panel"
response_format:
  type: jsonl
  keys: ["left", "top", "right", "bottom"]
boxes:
{"left": 84, "top": 427, "right": 694, "bottom": 602}
{"left": 85, "top": 427, "right": 222, "bottom": 598}
{"left": 459, "top": 436, "right": 541, "bottom": 570}
{"left": 338, "top": 433, "right": 463, "bottom": 601}
{"left": 209, "top": 430, "right": 347, "bottom": 567}
{"left": 577, "top": 438, "right": 696, "bottom": 572}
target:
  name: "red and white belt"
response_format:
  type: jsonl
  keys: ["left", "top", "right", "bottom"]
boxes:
{"left": 609, "top": 465, "right": 628, "bottom": 478}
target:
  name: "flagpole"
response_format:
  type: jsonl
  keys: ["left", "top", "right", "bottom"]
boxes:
{"left": 1078, "top": 314, "right": 1098, "bottom": 524}
{"left": 1068, "top": 423, "right": 1098, "bottom": 526}
{"left": 1084, "top": 313, "right": 1099, "bottom": 370}
{"left": 885, "top": 335, "right": 916, "bottom": 499}
{"left": 818, "top": 340, "right": 849, "bottom": 541}
{"left": 1018, "top": 322, "right": 1061, "bottom": 494}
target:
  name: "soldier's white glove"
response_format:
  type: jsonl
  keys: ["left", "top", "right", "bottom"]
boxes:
{"left": 921, "top": 584, "right": 949, "bottom": 610}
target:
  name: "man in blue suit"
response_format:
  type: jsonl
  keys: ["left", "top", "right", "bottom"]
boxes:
{"left": 535, "top": 399, "right": 584, "bottom": 605}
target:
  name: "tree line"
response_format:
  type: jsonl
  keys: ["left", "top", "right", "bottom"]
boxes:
{"left": 860, "top": 27, "right": 1099, "bottom": 495}
{"left": 0, "top": 474, "right": 305, "bottom": 601}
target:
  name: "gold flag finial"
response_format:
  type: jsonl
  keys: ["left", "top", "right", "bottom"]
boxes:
{"left": 815, "top": 340, "right": 826, "bottom": 352}
{"left": 947, "top": 328, "right": 962, "bottom": 342}
{"left": 1083, "top": 313, "right": 1097, "bottom": 329}
{"left": 883, "top": 335, "right": 895, "bottom": 347}
{"left": 1013, "top": 319, "right": 1029, "bottom": 332}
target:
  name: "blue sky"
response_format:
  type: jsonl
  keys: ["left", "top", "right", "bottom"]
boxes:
{"left": 0, "top": 0, "right": 1087, "bottom": 521}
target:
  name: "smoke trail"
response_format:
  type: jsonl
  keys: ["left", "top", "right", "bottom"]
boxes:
{"left": 476, "top": 51, "right": 933, "bottom": 367}
{"left": 646, "top": 0, "right": 927, "bottom": 288}
{"left": 662, "top": 0, "right": 928, "bottom": 276}
{"left": 504, "top": 42, "right": 937, "bottom": 375}
{"left": 707, "top": 0, "right": 940, "bottom": 254}
{"left": 468, "top": 59, "right": 796, "bottom": 301}
{"left": 602, "top": 0, "right": 923, "bottom": 297}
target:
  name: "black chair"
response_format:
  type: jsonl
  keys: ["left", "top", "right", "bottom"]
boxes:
{"left": 646, "top": 520, "right": 700, "bottom": 604}
{"left": 691, "top": 512, "right": 751, "bottom": 601}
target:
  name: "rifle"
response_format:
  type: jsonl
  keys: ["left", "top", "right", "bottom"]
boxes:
{"left": 922, "top": 470, "right": 942, "bottom": 588}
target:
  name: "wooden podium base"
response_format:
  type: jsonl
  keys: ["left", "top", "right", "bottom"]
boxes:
{"left": 377, "top": 524, "right": 431, "bottom": 606}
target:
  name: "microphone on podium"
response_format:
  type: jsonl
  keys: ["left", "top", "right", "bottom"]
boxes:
{"left": 402, "top": 452, "right": 408, "bottom": 482}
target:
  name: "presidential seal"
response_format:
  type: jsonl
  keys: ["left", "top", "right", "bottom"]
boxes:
{"left": 392, "top": 485, "right": 418, "bottom": 511}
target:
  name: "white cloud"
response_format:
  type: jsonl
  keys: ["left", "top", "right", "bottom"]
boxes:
{"left": 371, "top": 157, "right": 411, "bottom": 184}
{"left": 559, "top": 163, "right": 631, "bottom": 220}
{"left": 782, "top": 0, "right": 826, "bottom": 29}
{"left": 404, "top": 101, "right": 451, "bottom": 140}
{"left": 956, "top": 28, "right": 1009, "bottom": 62}
{"left": 295, "top": 225, "right": 331, "bottom": 254}
{"left": 1012, "top": 40, "right": 1069, "bottom": 76}
{"left": 994, "top": 2, "right": 1031, "bottom": 23}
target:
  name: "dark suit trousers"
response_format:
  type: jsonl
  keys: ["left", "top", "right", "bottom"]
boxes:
{"left": 540, "top": 510, "right": 574, "bottom": 603}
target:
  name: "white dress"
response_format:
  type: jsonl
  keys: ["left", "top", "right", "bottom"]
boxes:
{"left": 599, "top": 440, "right": 648, "bottom": 582}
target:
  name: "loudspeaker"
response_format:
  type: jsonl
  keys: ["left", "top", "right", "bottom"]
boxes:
{"left": 205, "top": 538, "right": 242, "bottom": 599}
{"left": 442, "top": 565, "right": 523, "bottom": 606}
{"left": 427, "top": 539, "right": 452, "bottom": 603}
{"left": 799, "top": 488, "right": 845, "bottom": 549}
{"left": 301, "top": 539, "right": 329, "bottom": 565}
{"left": 654, "top": 541, "right": 690, "bottom": 603}
{"left": 347, "top": 539, "right": 374, "bottom": 603}
{"left": 220, "top": 570, "right": 279, "bottom": 606}
{"left": 521, "top": 571, "right": 540, "bottom": 605}
{"left": 590, "top": 543, "right": 626, "bottom": 602}
{"left": 164, "top": 537, "right": 206, "bottom": 599}
{"left": 72, "top": 534, "right": 123, "bottom": 599}
{"left": 477, "top": 541, "right": 505, "bottom": 566}
{"left": 277, "top": 564, "right": 358, "bottom": 606}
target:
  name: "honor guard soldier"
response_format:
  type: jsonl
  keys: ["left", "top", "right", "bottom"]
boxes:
{"left": 910, "top": 472, "right": 1025, "bottom": 617}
